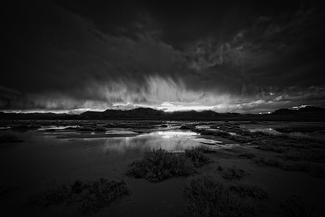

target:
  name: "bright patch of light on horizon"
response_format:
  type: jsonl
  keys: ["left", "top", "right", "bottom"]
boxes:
{"left": 158, "top": 101, "right": 216, "bottom": 112}
{"left": 292, "top": 105, "right": 309, "bottom": 110}
{"left": 258, "top": 111, "right": 271, "bottom": 114}
{"left": 111, "top": 102, "right": 153, "bottom": 110}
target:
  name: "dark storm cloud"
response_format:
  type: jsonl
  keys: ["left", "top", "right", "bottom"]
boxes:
{"left": 2, "top": 0, "right": 189, "bottom": 110}
{"left": 1, "top": 0, "right": 325, "bottom": 112}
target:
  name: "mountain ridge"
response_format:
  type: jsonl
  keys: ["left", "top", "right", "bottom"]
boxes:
{"left": 0, "top": 106, "right": 324, "bottom": 121}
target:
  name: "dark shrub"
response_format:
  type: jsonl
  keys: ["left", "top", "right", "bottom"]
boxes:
{"left": 185, "top": 147, "right": 212, "bottom": 167}
{"left": 31, "top": 183, "right": 72, "bottom": 206}
{"left": 80, "top": 179, "right": 129, "bottom": 214}
{"left": 238, "top": 153, "right": 256, "bottom": 159}
{"left": 126, "top": 149, "right": 196, "bottom": 182}
{"left": 221, "top": 166, "right": 247, "bottom": 180}
{"left": 282, "top": 195, "right": 325, "bottom": 217}
{"left": 228, "top": 183, "right": 268, "bottom": 200}
{"left": 180, "top": 175, "right": 259, "bottom": 217}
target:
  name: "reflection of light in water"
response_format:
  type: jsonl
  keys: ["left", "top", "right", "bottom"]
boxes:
{"left": 196, "top": 125, "right": 210, "bottom": 129}
{"left": 102, "top": 131, "right": 201, "bottom": 154}
{"left": 37, "top": 125, "right": 79, "bottom": 131}
{"left": 247, "top": 128, "right": 281, "bottom": 135}
{"left": 194, "top": 138, "right": 222, "bottom": 144}
{"left": 101, "top": 130, "right": 231, "bottom": 155}
{"left": 155, "top": 131, "right": 198, "bottom": 139}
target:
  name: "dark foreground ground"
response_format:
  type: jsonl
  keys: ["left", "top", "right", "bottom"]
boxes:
{"left": 0, "top": 120, "right": 325, "bottom": 217}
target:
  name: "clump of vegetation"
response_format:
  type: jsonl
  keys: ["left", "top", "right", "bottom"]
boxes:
{"left": 253, "top": 141, "right": 287, "bottom": 153}
{"left": 228, "top": 183, "right": 268, "bottom": 200}
{"left": 231, "top": 136, "right": 253, "bottom": 143}
{"left": 282, "top": 162, "right": 325, "bottom": 178}
{"left": 31, "top": 183, "right": 72, "bottom": 206}
{"left": 126, "top": 149, "right": 196, "bottom": 182}
{"left": 0, "top": 134, "right": 23, "bottom": 144}
{"left": 281, "top": 195, "right": 325, "bottom": 217}
{"left": 80, "top": 179, "right": 129, "bottom": 214}
{"left": 212, "top": 130, "right": 232, "bottom": 138}
{"left": 180, "top": 175, "right": 263, "bottom": 217}
{"left": 217, "top": 166, "right": 248, "bottom": 180}
{"left": 282, "top": 151, "right": 325, "bottom": 163}
{"left": 70, "top": 180, "right": 87, "bottom": 194}
{"left": 185, "top": 147, "right": 212, "bottom": 167}
{"left": 238, "top": 153, "right": 256, "bottom": 159}
{"left": 31, "top": 178, "right": 129, "bottom": 214}
{"left": 254, "top": 157, "right": 282, "bottom": 168}
{"left": 249, "top": 131, "right": 269, "bottom": 139}
{"left": 254, "top": 157, "right": 325, "bottom": 178}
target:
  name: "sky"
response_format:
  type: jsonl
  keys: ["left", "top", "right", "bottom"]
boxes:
{"left": 2, "top": 0, "right": 325, "bottom": 113}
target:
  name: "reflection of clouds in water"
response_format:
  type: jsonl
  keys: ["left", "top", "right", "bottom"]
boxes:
{"left": 103, "top": 134, "right": 200, "bottom": 154}
{"left": 154, "top": 131, "right": 198, "bottom": 139}
{"left": 247, "top": 128, "right": 281, "bottom": 135}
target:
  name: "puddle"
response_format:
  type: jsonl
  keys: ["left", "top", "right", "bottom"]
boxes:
{"left": 240, "top": 124, "right": 281, "bottom": 135}
{"left": 143, "top": 131, "right": 198, "bottom": 139}
{"left": 101, "top": 130, "right": 231, "bottom": 154}
{"left": 37, "top": 125, "right": 79, "bottom": 131}
{"left": 195, "top": 125, "right": 211, "bottom": 129}
{"left": 0, "top": 127, "right": 242, "bottom": 155}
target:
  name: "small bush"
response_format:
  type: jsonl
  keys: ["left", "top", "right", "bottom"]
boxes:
{"left": 254, "top": 157, "right": 282, "bottom": 168}
{"left": 213, "top": 130, "right": 231, "bottom": 138}
{"left": 70, "top": 180, "right": 88, "bottom": 194}
{"left": 238, "top": 153, "right": 256, "bottom": 159}
{"left": 282, "top": 195, "right": 325, "bottom": 217}
{"left": 185, "top": 147, "right": 212, "bottom": 167}
{"left": 219, "top": 166, "right": 248, "bottom": 180}
{"left": 126, "top": 149, "right": 196, "bottom": 182}
{"left": 80, "top": 179, "right": 129, "bottom": 214}
{"left": 254, "top": 141, "right": 286, "bottom": 153}
{"left": 31, "top": 178, "right": 129, "bottom": 214}
{"left": 228, "top": 135, "right": 253, "bottom": 143}
{"left": 254, "top": 158, "right": 325, "bottom": 178}
{"left": 282, "top": 162, "right": 325, "bottom": 178}
{"left": 229, "top": 183, "right": 268, "bottom": 200}
{"left": 282, "top": 151, "right": 325, "bottom": 162}
{"left": 180, "top": 175, "right": 260, "bottom": 217}
{"left": 31, "top": 183, "right": 72, "bottom": 206}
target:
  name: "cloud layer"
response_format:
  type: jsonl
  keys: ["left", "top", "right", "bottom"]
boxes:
{"left": 2, "top": 0, "right": 325, "bottom": 113}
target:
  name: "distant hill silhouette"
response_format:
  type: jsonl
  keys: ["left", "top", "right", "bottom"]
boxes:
{"left": 272, "top": 106, "right": 325, "bottom": 117}
{"left": 0, "top": 106, "right": 324, "bottom": 121}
